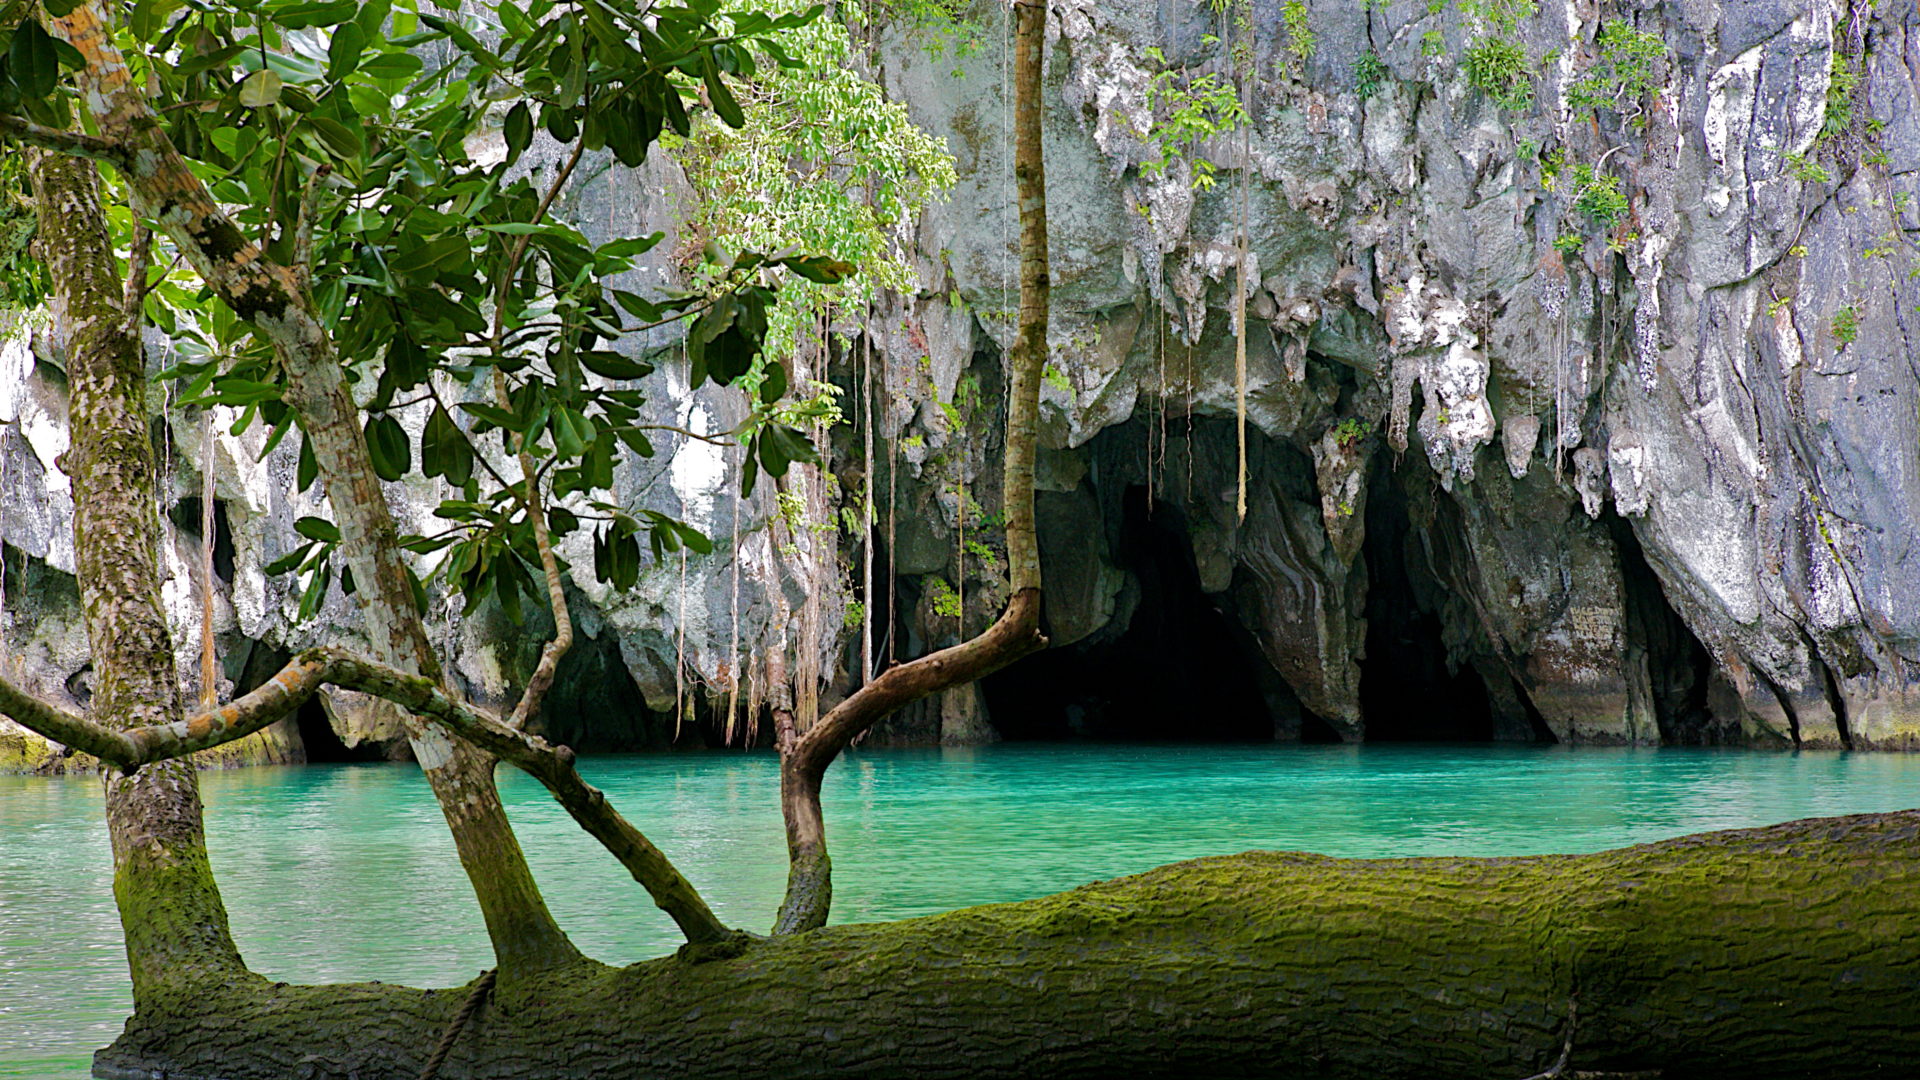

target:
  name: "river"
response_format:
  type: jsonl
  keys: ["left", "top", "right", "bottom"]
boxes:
{"left": 4, "top": 742, "right": 1917, "bottom": 1076}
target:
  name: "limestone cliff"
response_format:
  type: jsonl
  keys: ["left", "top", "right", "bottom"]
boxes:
{"left": 5, "top": 0, "right": 1917, "bottom": 767}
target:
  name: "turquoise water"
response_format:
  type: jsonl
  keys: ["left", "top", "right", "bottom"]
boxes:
{"left": 4, "top": 742, "right": 1917, "bottom": 1076}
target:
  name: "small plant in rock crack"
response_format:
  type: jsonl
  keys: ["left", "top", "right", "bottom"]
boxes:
{"left": 1831, "top": 305, "right": 1860, "bottom": 350}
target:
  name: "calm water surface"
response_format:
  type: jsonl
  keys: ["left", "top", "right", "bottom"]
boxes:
{"left": 4, "top": 742, "right": 1917, "bottom": 1076}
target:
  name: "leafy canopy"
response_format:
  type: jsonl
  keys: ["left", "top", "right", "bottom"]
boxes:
{"left": 0, "top": 0, "right": 856, "bottom": 623}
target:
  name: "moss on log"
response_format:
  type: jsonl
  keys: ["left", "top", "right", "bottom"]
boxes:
{"left": 95, "top": 811, "right": 1920, "bottom": 1080}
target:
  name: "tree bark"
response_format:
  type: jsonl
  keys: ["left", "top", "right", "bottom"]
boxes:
{"left": 92, "top": 811, "right": 1920, "bottom": 1080}
{"left": 41, "top": 0, "right": 581, "bottom": 973}
{"left": 26, "top": 148, "right": 246, "bottom": 998}
{"left": 770, "top": 0, "right": 1054, "bottom": 936}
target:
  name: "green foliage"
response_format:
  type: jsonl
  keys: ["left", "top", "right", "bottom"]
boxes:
{"left": 1821, "top": 50, "right": 1859, "bottom": 144}
{"left": 1784, "top": 151, "right": 1833, "bottom": 184}
{"left": 1, "top": 0, "right": 853, "bottom": 622}
{"left": 1553, "top": 232, "right": 1585, "bottom": 254}
{"left": 1141, "top": 47, "right": 1248, "bottom": 192}
{"left": 1281, "top": 1, "right": 1315, "bottom": 70}
{"left": 868, "top": 0, "right": 985, "bottom": 62}
{"left": 926, "top": 575, "right": 962, "bottom": 619}
{"left": 0, "top": 156, "right": 42, "bottom": 309}
{"left": 1354, "top": 51, "right": 1389, "bottom": 99}
{"left": 1041, "top": 363, "right": 1073, "bottom": 394}
{"left": 1421, "top": 29, "right": 1447, "bottom": 59}
{"left": 1569, "top": 165, "right": 1629, "bottom": 226}
{"left": 1462, "top": 34, "right": 1532, "bottom": 108}
{"left": 1332, "top": 416, "right": 1369, "bottom": 447}
{"left": 676, "top": 0, "right": 955, "bottom": 416}
{"left": 1831, "top": 305, "right": 1859, "bottom": 349}
{"left": 1566, "top": 18, "right": 1668, "bottom": 117}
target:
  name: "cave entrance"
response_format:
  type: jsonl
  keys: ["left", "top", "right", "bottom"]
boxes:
{"left": 1607, "top": 513, "right": 1724, "bottom": 744}
{"left": 982, "top": 485, "right": 1293, "bottom": 742}
{"left": 1356, "top": 460, "right": 1499, "bottom": 741}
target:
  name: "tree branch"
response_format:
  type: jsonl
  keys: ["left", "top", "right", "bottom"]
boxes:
{"left": 770, "top": 0, "right": 1052, "bottom": 936}
{"left": 0, "top": 115, "right": 132, "bottom": 169}
{"left": 0, "top": 672, "right": 138, "bottom": 764}
{"left": 0, "top": 646, "right": 736, "bottom": 945}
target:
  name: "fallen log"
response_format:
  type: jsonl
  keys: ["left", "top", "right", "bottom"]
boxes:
{"left": 94, "top": 811, "right": 1920, "bottom": 1080}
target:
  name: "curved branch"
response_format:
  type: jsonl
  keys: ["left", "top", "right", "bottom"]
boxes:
{"left": 0, "top": 673, "right": 137, "bottom": 763}
{"left": 771, "top": 0, "right": 1052, "bottom": 937}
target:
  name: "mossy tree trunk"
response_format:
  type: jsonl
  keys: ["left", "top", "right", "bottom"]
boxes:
{"left": 93, "top": 811, "right": 1920, "bottom": 1080}
{"left": 25, "top": 148, "right": 246, "bottom": 998}
{"left": 33, "top": 0, "right": 577, "bottom": 974}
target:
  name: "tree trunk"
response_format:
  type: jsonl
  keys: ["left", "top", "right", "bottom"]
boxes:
{"left": 92, "top": 811, "right": 1920, "bottom": 1080}
{"left": 40, "top": 0, "right": 578, "bottom": 973}
{"left": 27, "top": 148, "right": 246, "bottom": 998}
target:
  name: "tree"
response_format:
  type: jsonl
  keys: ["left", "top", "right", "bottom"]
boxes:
{"left": 2, "top": 2, "right": 1917, "bottom": 1078}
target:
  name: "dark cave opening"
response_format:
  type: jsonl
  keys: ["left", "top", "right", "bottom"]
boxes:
{"left": 982, "top": 486, "right": 1299, "bottom": 742}
{"left": 230, "top": 643, "right": 389, "bottom": 763}
{"left": 1606, "top": 513, "right": 1722, "bottom": 744}
{"left": 169, "top": 497, "right": 236, "bottom": 582}
{"left": 1356, "top": 460, "right": 1498, "bottom": 742}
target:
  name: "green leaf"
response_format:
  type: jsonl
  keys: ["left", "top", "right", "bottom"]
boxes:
{"left": 423, "top": 405, "right": 474, "bottom": 486}
{"left": 296, "top": 565, "right": 330, "bottom": 620}
{"left": 551, "top": 406, "right": 589, "bottom": 458}
{"left": 759, "top": 359, "right": 787, "bottom": 404}
{"left": 700, "top": 50, "right": 744, "bottom": 128}
{"left": 576, "top": 350, "right": 653, "bottom": 381}
{"left": 263, "top": 542, "right": 317, "bottom": 575}
{"left": 359, "top": 52, "right": 423, "bottom": 79}
{"left": 294, "top": 516, "right": 342, "bottom": 542}
{"left": 763, "top": 424, "right": 816, "bottom": 476}
{"left": 388, "top": 234, "right": 468, "bottom": 275}
{"left": 327, "top": 23, "right": 367, "bottom": 80}
{"left": 365, "top": 413, "right": 411, "bottom": 480}
{"left": 239, "top": 69, "right": 284, "bottom": 108}
{"left": 503, "top": 101, "right": 532, "bottom": 162}
{"left": 297, "top": 436, "right": 319, "bottom": 493}
{"left": 456, "top": 402, "right": 524, "bottom": 431}
{"left": 42, "top": 0, "right": 84, "bottom": 17}
{"left": 271, "top": 0, "right": 361, "bottom": 29}
{"left": 596, "top": 234, "right": 663, "bottom": 259}
{"left": 9, "top": 20, "right": 58, "bottom": 101}
{"left": 306, "top": 115, "right": 364, "bottom": 159}
{"left": 783, "top": 254, "right": 857, "bottom": 284}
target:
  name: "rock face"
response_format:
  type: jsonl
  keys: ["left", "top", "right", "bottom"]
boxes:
{"left": 5, "top": 0, "right": 1919, "bottom": 765}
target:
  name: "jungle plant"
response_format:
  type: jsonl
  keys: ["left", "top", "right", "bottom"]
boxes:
{"left": 1566, "top": 17, "right": 1667, "bottom": 119}
{"left": 1785, "top": 151, "right": 1835, "bottom": 184}
{"left": 1141, "top": 47, "right": 1249, "bottom": 192}
{"left": 1821, "top": 50, "right": 1859, "bottom": 144}
{"left": 1354, "top": 50, "right": 1388, "bottom": 99}
{"left": 1832, "top": 304, "right": 1860, "bottom": 349}
{"left": 1462, "top": 33, "right": 1532, "bottom": 108}
{"left": 1333, "top": 416, "right": 1370, "bottom": 448}
{"left": 1281, "top": 0, "right": 1314, "bottom": 72}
